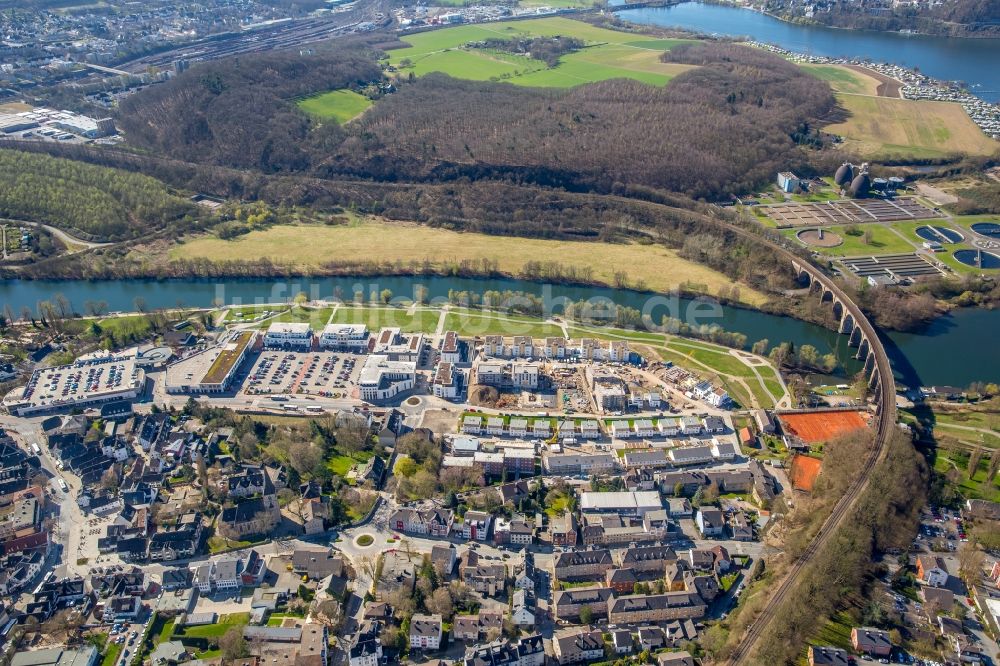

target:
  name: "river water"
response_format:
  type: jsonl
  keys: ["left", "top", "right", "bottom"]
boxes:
{"left": 0, "top": 276, "right": 996, "bottom": 388}
{"left": 616, "top": 1, "right": 1000, "bottom": 102}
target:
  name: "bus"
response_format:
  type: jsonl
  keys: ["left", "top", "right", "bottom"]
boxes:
{"left": 282, "top": 404, "right": 299, "bottom": 412}
{"left": 304, "top": 405, "right": 325, "bottom": 414}
{"left": 57, "top": 479, "right": 68, "bottom": 493}
{"left": 270, "top": 394, "right": 290, "bottom": 402}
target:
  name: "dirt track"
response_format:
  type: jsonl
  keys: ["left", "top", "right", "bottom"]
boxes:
{"left": 845, "top": 64, "right": 902, "bottom": 98}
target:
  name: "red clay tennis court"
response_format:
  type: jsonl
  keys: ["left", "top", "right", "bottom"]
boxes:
{"left": 789, "top": 454, "right": 822, "bottom": 492}
{"left": 779, "top": 410, "right": 868, "bottom": 443}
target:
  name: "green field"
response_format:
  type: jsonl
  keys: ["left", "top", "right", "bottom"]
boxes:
{"left": 327, "top": 450, "right": 375, "bottom": 477}
{"left": 801, "top": 64, "right": 879, "bottom": 96}
{"left": 443, "top": 310, "right": 563, "bottom": 337}
{"left": 175, "top": 613, "right": 250, "bottom": 639}
{"left": 331, "top": 306, "right": 439, "bottom": 333}
{"left": 298, "top": 89, "right": 372, "bottom": 124}
{"left": 825, "top": 93, "right": 1000, "bottom": 159}
{"left": 784, "top": 223, "right": 916, "bottom": 257}
{"left": 390, "top": 18, "right": 694, "bottom": 88}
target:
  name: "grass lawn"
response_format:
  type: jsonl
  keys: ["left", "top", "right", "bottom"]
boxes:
{"left": 100, "top": 643, "right": 122, "bottom": 666}
{"left": 785, "top": 223, "right": 916, "bottom": 257}
{"left": 801, "top": 64, "right": 880, "bottom": 96}
{"left": 806, "top": 610, "right": 855, "bottom": 652}
{"left": 297, "top": 89, "right": 372, "bottom": 124}
{"left": 825, "top": 93, "right": 1000, "bottom": 159}
{"left": 759, "top": 367, "right": 785, "bottom": 401}
{"left": 544, "top": 494, "right": 570, "bottom": 518}
{"left": 176, "top": 613, "right": 251, "bottom": 639}
{"left": 388, "top": 17, "right": 694, "bottom": 88}
{"left": 174, "top": 220, "right": 767, "bottom": 305}
{"left": 330, "top": 305, "right": 439, "bottom": 333}
{"left": 326, "top": 450, "right": 374, "bottom": 477}
{"left": 224, "top": 305, "right": 286, "bottom": 322}
{"left": 94, "top": 314, "right": 154, "bottom": 339}
{"left": 933, "top": 448, "right": 1000, "bottom": 502}
{"left": 566, "top": 325, "right": 666, "bottom": 344}
{"left": 443, "top": 310, "right": 564, "bottom": 337}
{"left": 666, "top": 340, "right": 752, "bottom": 377}
{"left": 208, "top": 534, "right": 254, "bottom": 554}
{"left": 256, "top": 306, "right": 333, "bottom": 328}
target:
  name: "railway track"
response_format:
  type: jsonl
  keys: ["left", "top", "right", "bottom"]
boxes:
{"left": 718, "top": 251, "right": 897, "bottom": 664}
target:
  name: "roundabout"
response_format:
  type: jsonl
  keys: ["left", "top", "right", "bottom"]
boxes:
{"left": 354, "top": 533, "right": 375, "bottom": 548}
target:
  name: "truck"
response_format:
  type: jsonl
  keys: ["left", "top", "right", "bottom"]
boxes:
{"left": 57, "top": 478, "right": 68, "bottom": 493}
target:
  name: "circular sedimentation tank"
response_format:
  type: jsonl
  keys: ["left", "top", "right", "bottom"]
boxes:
{"left": 971, "top": 222, "right": 1000, "bottom": 239}
{"left": 915, "top": 226, "right": 964, "bottom": 244}
{"left": 954, "top": 249, "right": 1000, "bottom": 269}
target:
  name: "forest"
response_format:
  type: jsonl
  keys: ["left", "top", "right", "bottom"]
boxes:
{"left": 350, "top": 43, "right": 834, "bottom": 199}
{"left": 116, "top": 40, "right": 836, "bottom": 201}
{"left": 116, "top": 39, "right": 383, "bottom": 172}
{"left": 0, "top": 149, "right": 195, "bottom": 242}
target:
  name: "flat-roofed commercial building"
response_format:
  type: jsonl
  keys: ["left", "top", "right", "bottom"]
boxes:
{"left": 359, "top": 355, "right": 416, "bottom": 403}
{"left": 319, "top": 324, "right": 369, "bottom": 350}
{"left": 579, "top": 491, "right": 663, "bottom": 517}
{"left": 263, "top": 322, "right": 313, "bottom": 350}
{"left": 165, "top": 331, "right": 256, "bottom": 394}
{"left": 4, "top": 352, "right": 145, "bottom": 416}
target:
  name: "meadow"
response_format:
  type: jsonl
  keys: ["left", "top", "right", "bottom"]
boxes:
{"left": 297, "top": 89, "right": 372, "bottom": 124}
{"left": 173, "top": 219, "right": 768, "bottom": 304}
{"left": 801, "top": 64, "right": 880, "bottom": 96}
{"left": 389, "top": 17, "right": 694, "bottom": 87}
{"left": 824, "top": 93, "right": 999, "bottom": 159}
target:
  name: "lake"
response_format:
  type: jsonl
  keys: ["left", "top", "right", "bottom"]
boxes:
{"left": 1, "top": 275, "right": 996, "bottom": 388}
{"left": 616, "top": 1, "right": 1000, "bottom": 102}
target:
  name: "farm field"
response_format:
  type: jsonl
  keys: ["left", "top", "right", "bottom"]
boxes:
{"left": 173, "top": 220, "right": 767, "bottom": 304}
{"left": 824, "top": 93, "right": 1000, "bottom": 159}
{"left": 388, "top": 17, "right": 694, "bottom": 88}
{"left": 297, "top": 89, "right": 372, "bottom": 124}
{"left": 801, "top": 64, "right": 880, "bottom": 96}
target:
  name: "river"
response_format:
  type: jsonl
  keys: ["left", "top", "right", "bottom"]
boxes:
{"left": 1, "top": 276, "right": 996, "bottom": 388}
{"left": 616, "top": 1, "right": 1000, "bottom": 102}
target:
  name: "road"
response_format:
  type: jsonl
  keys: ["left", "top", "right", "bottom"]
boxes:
{"left": 0, "top": 218, "right": 113, "bottom": 251}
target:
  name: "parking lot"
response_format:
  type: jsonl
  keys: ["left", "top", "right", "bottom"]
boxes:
{"left": 240, "top": 350, "right": 363, "bottom": 398}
